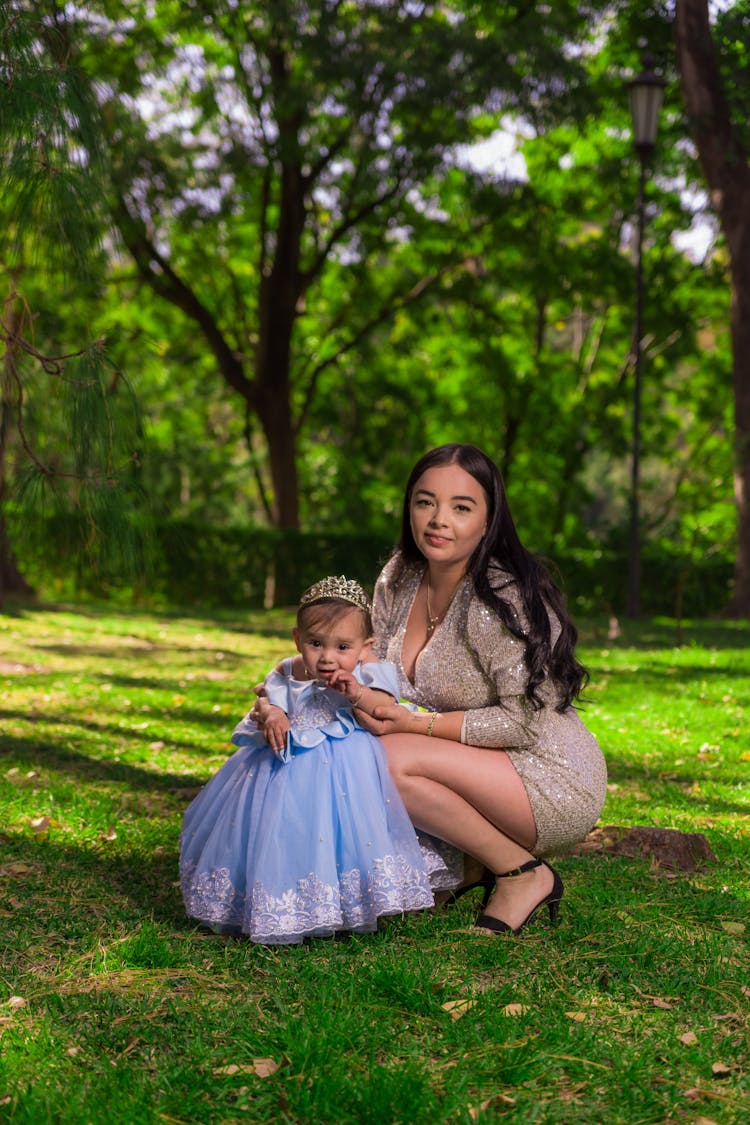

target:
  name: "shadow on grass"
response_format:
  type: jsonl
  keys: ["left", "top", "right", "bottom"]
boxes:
{"left": 4, "top": 831, "right": 747, "bottom": 951}
{"left": 579, "top": 617, "right": 749, "bottom": 651}
{"left": 29, "top": 642, "right": 250, "bottom": 667}
{"left": 0, "top": 734, "right": 211, "bottom": 790}
{"left": 4, "top": 598, "right": 295, "bottom": 638}
{"left": 0, "top": 705, "right": 233, "bottom": 741}
{"left": 1, "top": 832, "right": 187, "bottom": 928}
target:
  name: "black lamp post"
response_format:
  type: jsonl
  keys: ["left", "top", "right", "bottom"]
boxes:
{"left": 626, "top": 54, "right": 665, "bottom": 618}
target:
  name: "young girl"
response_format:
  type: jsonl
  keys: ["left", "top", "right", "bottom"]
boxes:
{"left": 179, "top": 576, "right": 434, "bottom": 944}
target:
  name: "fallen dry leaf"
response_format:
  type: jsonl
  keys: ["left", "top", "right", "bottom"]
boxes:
{"left": 719, "top": 921, "right": 745, "bottom": 935}
{"left": 252, "top": 1057, "right": 281, "bottom": 1078}
{"left": 710, "top": 1062, "right": 733, "bottom": 1079}
{"left": 7, "top": 997, "right": 26, "bottom": 1010}
{"left": 558, "top": 1083, "right": 587, "bottom": 1104}
{"left": 652, "top": 998, "right": 672, "bottom": 1010}
{"left": 565, "top": 1011, "right": 587, "bottom": 1022}
{"left": 679, "top": 1031, "right": 699, "bottom": 1046}
{"left": 442, "top": 999, "right": 476, "bottom": 1021}
{"left": 30, "top": 816, "right": 52, "bottom": 833}
{"left": 100, "top": 829, "right": 117, "bottom": 842}
{"left": 213, "top": 1058, "right": 282, "bottom": 1079}
{"left": 683, "top": 1087, "right": 704, "bottom": 1102}
{"left": 468, "top": 1093, "right": 516, "bottom": 1118}
{"left": 0, "top": 862, "right": 32, "bottom": 877}
{"left": 502, "top": 1003, "right": 528, "bottom": 1017}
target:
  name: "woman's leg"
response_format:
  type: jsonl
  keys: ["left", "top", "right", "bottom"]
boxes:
{"left": 382, "top": 732, "right": 555, "bottom": 930}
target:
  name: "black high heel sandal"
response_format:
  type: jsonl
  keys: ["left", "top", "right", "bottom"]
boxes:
{"left": 474, "top": 858, "right": 564, "bottom": 935}
{"left": 441, "top": 871, "right": 495, "bottom": 909}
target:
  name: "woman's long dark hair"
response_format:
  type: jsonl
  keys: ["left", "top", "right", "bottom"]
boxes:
{"left": 396, "top": 443, "right": 588, "bottom": 711}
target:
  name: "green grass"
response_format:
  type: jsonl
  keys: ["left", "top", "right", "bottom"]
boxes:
{"left": 0, "top": 603, "right": 748, "bottom": 1124}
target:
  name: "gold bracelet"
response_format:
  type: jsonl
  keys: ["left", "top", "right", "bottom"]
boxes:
{"left": 426, "top": 711, "right": 439, "bottom": 737}
{"left": 352, "top": 684, "right": 364, "bottom": 707}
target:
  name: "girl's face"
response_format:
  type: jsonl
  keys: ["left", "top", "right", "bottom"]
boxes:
{"left": 409, "top": 463, "right": 488, "bottom": 571}
{"left": 293, "top": 608, "right": 373, "bottom": 683}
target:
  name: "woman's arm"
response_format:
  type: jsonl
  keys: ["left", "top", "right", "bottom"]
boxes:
{"left": 458, "top": 591, "right": 546, "bottom": 748}
{"left": 354, "top": 699, "right": 466, "bottom": 742}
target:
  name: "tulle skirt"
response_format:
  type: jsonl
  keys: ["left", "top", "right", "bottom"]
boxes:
{"left": 179, "top": 729, "right": 434, "bottom": 944}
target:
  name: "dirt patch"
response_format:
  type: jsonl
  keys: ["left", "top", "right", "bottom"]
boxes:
{"left": 571, "top": 824, "right": 718, "bottom": 872}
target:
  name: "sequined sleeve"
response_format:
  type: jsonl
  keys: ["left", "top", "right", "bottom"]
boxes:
{"left": 460, "top": 582, "right": 560, "bottom": 750}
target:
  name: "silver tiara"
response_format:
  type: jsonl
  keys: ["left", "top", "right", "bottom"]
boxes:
{"left": 299, "top": 575, "right": 371, "bottom": 612}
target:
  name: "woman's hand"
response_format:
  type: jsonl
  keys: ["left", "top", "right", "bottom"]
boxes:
{"left": 354, "top": 700, "right": 419, "bottom": 737}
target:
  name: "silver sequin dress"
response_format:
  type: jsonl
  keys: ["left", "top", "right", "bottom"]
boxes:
{"left": 372, "top": 556, "right": 607, "bottom": 855}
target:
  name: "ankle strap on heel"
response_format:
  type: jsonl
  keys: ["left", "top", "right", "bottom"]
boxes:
{"left": 495, "top": 858, "right": 543, "bottom": 878}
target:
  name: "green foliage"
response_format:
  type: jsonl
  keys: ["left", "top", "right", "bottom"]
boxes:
{"left": 10, "top": 513, "right": 735, "bottom": 617}
{"left": 0, "top": 605, "right": 748, "bottom": 1123}
{"left": 0, "top": 0, "right": 741, "bottom": 609}
{"left": 0, "top": 2, "right": 150, "bottom": 599}
{"left": 0, "top": 1, "right": 107, "bottom": 276}
{"left": 4, "top": 337, "right": 151, "bottom": 590}
{"left": 714, "top": 0, "right": 750, "bottom": 151}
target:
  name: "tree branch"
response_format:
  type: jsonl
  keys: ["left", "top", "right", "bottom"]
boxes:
{"left": 113, "top": 198, "right": 256, "bottom": 404}
{"left": 294, "top": 256, "right": 477, "bottom": 434}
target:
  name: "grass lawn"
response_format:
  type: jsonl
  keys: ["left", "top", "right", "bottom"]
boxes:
{"left": 0, "top": 602, "right": 748, "bottom": 1124}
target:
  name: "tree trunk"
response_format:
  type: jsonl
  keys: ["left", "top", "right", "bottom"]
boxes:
{"left": 0, "top": 293, "right": 35, "bottom": 610}
{"left": 253, "top": 157, "right": 305, "bottom": 530}
{"left": 0, "top": 510, "right": 35, "bottom": 609}
{"left": 675, "top": 0, "right": 750, "bottom": 616}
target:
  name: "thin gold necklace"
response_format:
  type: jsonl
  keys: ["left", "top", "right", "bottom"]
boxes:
{"left": 425, "top": 577, "right": 461, "bottom": 637}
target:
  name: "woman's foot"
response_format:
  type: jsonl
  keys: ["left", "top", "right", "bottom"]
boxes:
{"left": 432, "top": 854, "right": 493, "bottom": 909}
{"left": 475, "top": 859, "right": 563, "bottom": 934}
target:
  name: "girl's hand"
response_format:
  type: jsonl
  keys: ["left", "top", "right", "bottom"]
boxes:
{"left": 249, "top": 692, "right": 272, "bottom": 725}
{"left": 264, "top": 706, "right": 290, "bottom": 755}
{"left": 354, "top": 700, "right": 416, "bottom": 737}
{"left": 328, "top": 670, "right": 358, "bottom": 698}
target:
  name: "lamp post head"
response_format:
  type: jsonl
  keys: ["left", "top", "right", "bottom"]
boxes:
{"left": 628, "top": 53, "right": 666, "bottom": 160}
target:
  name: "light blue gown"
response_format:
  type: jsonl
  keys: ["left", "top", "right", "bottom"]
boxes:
{"left": 179, "top": 659, "right": 434, "bottom": 944}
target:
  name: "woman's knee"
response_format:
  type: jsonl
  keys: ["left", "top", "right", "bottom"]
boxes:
{"left": 381, "top": 734, "right": 409, "bottom": 769}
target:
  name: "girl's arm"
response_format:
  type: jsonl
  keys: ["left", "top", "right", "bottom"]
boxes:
{"left": 263, "top": 705, "right": 290, "bottom": 755}
{"left": 327, "top": 670, "right": 393, "bottom": 716}
{"left": 329, "top": 670, "right": 466, "bottom": 740}
{"left": 248, "top": 659, "right": 295, "bottom": 749}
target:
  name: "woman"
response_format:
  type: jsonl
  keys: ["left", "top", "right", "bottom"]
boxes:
{"left": 356, "top": 443, "right": 607, "bottom": 935}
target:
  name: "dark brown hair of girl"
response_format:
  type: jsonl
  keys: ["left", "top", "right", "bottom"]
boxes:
{"left": 296, "top": 599, "right": 374, "bottom": 639}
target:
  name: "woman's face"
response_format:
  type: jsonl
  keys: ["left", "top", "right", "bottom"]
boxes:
{"left": 409, "top": 463, "right": 489, "bottom": 571}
